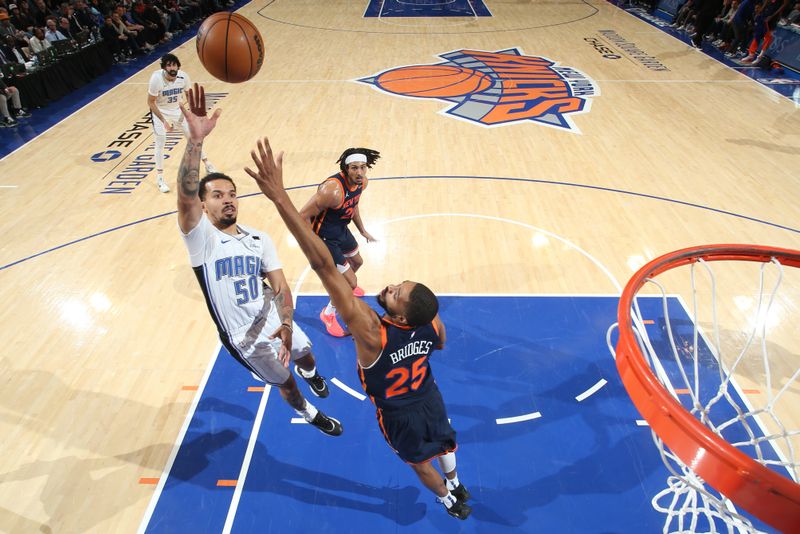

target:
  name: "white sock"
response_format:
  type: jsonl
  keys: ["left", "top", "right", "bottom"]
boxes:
{"left": 295, "top": 400, "right": 318, "bottom": 423}
{"left": 446, "top": 476, "right": 460, "bottom": 491}
{"left": 298, "top": 366, "right": 316, "bottom": 378}
{"left": 324, "top": 302, "right": 336, "bottom": 315}
{"left": 437, "top": 492, "right": 456, "bottom": 509}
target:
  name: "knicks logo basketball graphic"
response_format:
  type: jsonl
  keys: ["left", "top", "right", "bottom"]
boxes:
{"left": 357, "top": 48, "right": 599, "bottom": 132}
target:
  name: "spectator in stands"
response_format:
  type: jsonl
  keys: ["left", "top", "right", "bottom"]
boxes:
{"left": 741, "top": 0, "right": 789, "bottom": 63}
{"left": 0, "top": 9, "right": 17, "bottom": 40}
{"left": 711, "top": 0, "right": 735, "bottom": 38}
{"left": 30, "top": 0, "right": 53, "bottom": 29}
{"left": 68, "top": 2, "right": 89, "bottom": 34}
{"left": 672, "top": 0, "right": 697, "bottom": 30}
{"left": 28, "top": 26, "right": 51, "bottom": 53}
{"left": 113, "top": 5, "right": 152, "bottom": 50}
{"left": 7, "top": 31, "right": 31, "bottom": 60}
{"left": 109, "top": 12, "right": 143, "bottom": 55}
{"left": 131, "top": 0, "right": 167, "bottom": 45}
{"left": 85, "top": 0, "right": 108, "bottom": 27}
{"left": 100, "top": 13, "right": 136, "bottom": 63}
{"left": 691, "top": 0, "right": 724, "bottom": 48}
{"left": 174, "top": 0, "right": 200, "bottom": 25}
{"left": 1, "top": 33, "right": 28, "bottom": 65}
{"left": 55, "top": 2, "right": 71, "bottom": 22}
{"left": 712, "top": 0, "right": 740, "bottom": 47}
{"left": 9, "top": 4, "right": 34, "bottom": 33}
{"left": 44, "top": 16, "right": 68, "bottom": 41}
{"left": 156, "top": 0, "right": 188, "bottom": 33}
{"left": 0, "top": 77, "right": 30, "bottom": 127}
{"left": 70, "top": 0, "right": 98, "bottom": 35}
{"left": 57, "top": 15, "right": 75, "bottom": 39}
{"left": 726, "top": 0, "right": 757, "bottom": 55}
{"left": 786, "top": 1, "right": 800, "bottom": 23}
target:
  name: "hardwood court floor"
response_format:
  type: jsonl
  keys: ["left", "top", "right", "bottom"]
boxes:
{"left": 0, "top": 1, "right": 798, "bottom": 531}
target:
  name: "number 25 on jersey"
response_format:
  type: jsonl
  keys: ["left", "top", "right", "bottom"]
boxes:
{"left": 385, "top": 357, "right": 428, "bottom": 399}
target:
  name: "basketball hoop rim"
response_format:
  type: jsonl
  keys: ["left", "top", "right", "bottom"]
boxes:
{"left": 616, "top": 244, "right": 800, "bottom": 533}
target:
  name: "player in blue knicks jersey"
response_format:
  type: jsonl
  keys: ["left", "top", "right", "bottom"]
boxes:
{"left": 148, "top": 54, "right": 217, "bottom": 193}
{"left": 299, "top": 148, "right": 379, "bottom": 337}
{"left": 246, "top": 134, "right": 472, "bottom": 520}
{"left": 173, "top": 84, "right": 342, "bottom": 437}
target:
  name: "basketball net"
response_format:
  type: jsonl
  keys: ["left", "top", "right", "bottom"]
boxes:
{"left": 607, "top": 245, "right": 800, "bottom": 533}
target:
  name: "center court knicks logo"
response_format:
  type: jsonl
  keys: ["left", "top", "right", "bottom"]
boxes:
{"left": 357, "top": 48, "right": 599, "bottom": 132}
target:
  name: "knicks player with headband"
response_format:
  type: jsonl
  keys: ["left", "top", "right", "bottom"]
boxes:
{"left": 173, "top": 84, "right": 343, "bottom": 437}
{"left": 148, "top": 53, "right": 217, "bottom": 194}
{"left": 246, "top": 135, "right": 472, "bottom": 520}
{"left": 299, "top": 149, "right": 379, "bottom": 337}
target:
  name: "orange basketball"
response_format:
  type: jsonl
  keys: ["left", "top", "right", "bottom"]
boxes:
{"left": 196, "top": 12, "right": 264, "bottom": 83}
{"left": 376, "top": 65, "right": 492, "bottom": 98}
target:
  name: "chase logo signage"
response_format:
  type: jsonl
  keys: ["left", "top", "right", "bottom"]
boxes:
{"left": 357, "top": 48, "right": 598, "bottom": 132}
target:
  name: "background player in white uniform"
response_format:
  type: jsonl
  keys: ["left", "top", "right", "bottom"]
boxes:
{"left": 174, "top": 83, "right": 343, "bottom": 437}
{"left": 148, "top": 53, "right": 217, "bottom": 193}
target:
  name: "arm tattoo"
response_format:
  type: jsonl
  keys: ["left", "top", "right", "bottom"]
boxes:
{"left": 274, "top": 288, "right": 293, "bottom": 326}
{"left": 178, "top": 140, "right": 203, "bottom": 197}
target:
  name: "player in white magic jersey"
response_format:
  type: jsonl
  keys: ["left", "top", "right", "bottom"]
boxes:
{"left": 148, "top": 54, "right": 217, "bottom": 194}
{"left": 174, "top": 83, "right": 343, "bottom": 437}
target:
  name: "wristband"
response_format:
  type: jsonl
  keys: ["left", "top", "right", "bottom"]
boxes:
{"left": 281, "top": 322, "right": 293, "bottom": 332}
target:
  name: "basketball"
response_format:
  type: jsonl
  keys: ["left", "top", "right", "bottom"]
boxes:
{"left": 196, "top": 12, "right": 264, "bottom": 83}
{"left": 375, "top": 65, "right": 492, "bottom": 98}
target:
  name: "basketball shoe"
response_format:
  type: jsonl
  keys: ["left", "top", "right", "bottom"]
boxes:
{"left": 157, "top": 175, "right": 170, "bottom": 193}
{"left": 294, "top": 365, "right": 330, "bottom": 398}
{"left": 320, "top": 309, "right": 348, "bottom": 337}
{"left": 446, "top": 480, "right": 471, "bottom": 502}
{"left": 439, "top": 495, "right": 472, "bottom": 520}
{"left": 309, "top": 411, "right": 343, "bottom": 436}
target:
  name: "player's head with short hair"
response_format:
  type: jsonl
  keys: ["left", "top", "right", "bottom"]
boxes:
{"left": 337, "top": 148, "right": 380, "bottom": 172}
{"left": 199, "top": 173, "right": 235, "bottom": 201}
{"left": 161, "top": 53, "right": 180, "bottom": 70}
{"left": 199, "top": 173, "right": 238, "bottom": 229}
{"left": 377, "top": 281, "right": 439, "bottom": 327}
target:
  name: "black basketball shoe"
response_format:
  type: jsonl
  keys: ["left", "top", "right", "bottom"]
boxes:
{"left": 445, "top": 499, "right": 472, "bottom": 520}
{"left": 295, "top": 365, "right": 330, "bottom": 398}
{"left": 447, "top": 481, "right": 471, "bottom": 502}
{"left": 309, "top": 411, "right": 343, "bottom": 436}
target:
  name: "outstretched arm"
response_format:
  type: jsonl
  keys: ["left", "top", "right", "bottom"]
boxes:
{"left": 244, "top": 138, "right": 381, "bottom": 354}
{"left": 176, "top": 84, "right": 221, "bottom": 233}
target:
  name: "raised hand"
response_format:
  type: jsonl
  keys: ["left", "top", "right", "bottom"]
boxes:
{"left": 244, "top": 137, "right": 286, "bottom": 201}
{"left": 179, "top": 83, "right": 221, "bottom": 143}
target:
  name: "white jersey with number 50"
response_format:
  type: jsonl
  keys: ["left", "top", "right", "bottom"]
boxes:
{"left": 148, "top": 69, "right": 192, "bottom": 113}
{"left": 181, "top": 215, "right": 283, "bottom": 334}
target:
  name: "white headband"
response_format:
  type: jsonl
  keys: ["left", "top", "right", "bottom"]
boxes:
{"left": 344, "top": 153, "right": 367, "bottom": 165}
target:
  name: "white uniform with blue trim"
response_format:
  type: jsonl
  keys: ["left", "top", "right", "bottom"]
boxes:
{"left": 180, "top": 214, "right": 312, "bottom": 385}
{"left": 148, "top": 69, "right": 192, "bottom": 136}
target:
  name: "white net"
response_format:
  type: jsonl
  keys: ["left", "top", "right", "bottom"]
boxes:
{"left": 609, "top": 253, "right": 800, "bottom": 533}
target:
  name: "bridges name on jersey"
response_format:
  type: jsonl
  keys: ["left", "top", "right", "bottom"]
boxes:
{"left": 358, "top": 48, "right": 599, "bottom": 132}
